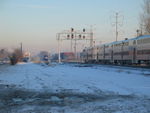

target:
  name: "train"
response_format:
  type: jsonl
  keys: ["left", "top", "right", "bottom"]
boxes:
{"left": 82, "top": 35, "right": 150, "bottom": 65}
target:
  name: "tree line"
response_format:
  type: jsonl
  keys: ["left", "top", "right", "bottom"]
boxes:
{"left": 140, "top": 0, "right": 150, "bottom": 34}
{"left": 0, "top": 48, "right": 22, "bottom": 65}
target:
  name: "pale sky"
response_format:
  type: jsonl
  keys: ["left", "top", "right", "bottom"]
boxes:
{"left": 0, "top": 0, "right": 143, "bottom": 54}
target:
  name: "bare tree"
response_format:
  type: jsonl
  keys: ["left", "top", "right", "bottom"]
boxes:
{"left": 0, "top": 49, "right": 9, "bottom": 63}
{"left": 140, "top": 0, "right": 150, "bottom": 34}
{"left": 9, "top": 48, "right": 23, "bottom": 65}
{"left": 0, "top": 49, "right": 8, "bottom": 58}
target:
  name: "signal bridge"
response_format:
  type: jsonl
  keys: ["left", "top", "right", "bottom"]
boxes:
{"left": 56, "top": 28, "right": 94, "bottom": 63}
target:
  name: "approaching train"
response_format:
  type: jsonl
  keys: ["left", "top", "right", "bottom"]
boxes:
{"left": 82, "top": 35, "right": 150, "bottom": 65}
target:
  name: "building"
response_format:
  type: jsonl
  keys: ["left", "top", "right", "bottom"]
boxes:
{"left": 51, "top": 52, "right": 76, "bottom": 62}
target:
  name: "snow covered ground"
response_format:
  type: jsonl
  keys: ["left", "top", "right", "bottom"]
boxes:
{"left": 0, "top": 63, "right": 150, "bottom": 113}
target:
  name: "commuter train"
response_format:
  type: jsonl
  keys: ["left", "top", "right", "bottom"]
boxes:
{"left": 82, "top": 35, "right": 150, "bottom": 65}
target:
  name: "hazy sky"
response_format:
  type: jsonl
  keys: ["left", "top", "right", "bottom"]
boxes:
{"left": 0, "top": 0, "right": 143, "bottom": 54}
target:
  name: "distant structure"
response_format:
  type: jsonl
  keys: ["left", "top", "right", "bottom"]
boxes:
{"left": 38, "top": 51, "right": 49, "bottom": 60}
{"left": 51, "top": 52, "right": 75, "bottom": 62}
{"left": 0, "top": 49, "right": 9, "bottom": 64}
{"left": 38, "top": 51, "right": 50, "bottom": 64}
{"left": 22, "top": 51, "right": 31, "bottom": 62}
{"left": 31, "top": 56, "right": 41, "bottom": 63}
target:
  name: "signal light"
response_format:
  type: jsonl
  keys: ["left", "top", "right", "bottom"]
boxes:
{"left": 79, "top": 35, "right": 81, "bottom": 38}
{"left": 71, "top": 34, "right": 74, "bottom": 39}
{"left": 83, "top": 28, "right": 85, "bottom": 32}
{"left": 67, "top": 35, "right": 70, "bottom": 39}
{"left": 71, "top": 28, "right": 74, "bottom": 32}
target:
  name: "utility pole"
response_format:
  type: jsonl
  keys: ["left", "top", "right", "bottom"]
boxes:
{"left": 74, "top": 32, "right": 77, "bottom": 60}
{"left": 71, "top": 28, "right": 74, "bottom": 53}
{"left": 90, "top": 26, "right": 94, "bottom": 47}
{"left": 20, "top": 43, "right": 22, "bottom": 53}
{"left": 115, "top": 13, "right": 118, "bottom": 42}
{"left": 136, "top": 29, "right": 140, "bottom": 37}
{"left": 20, "top": 42, "right": 23, "bottom": 57}
{"left": 140, "top": 23, "right": 146, "bottom": 36}
{"left": 111, "top": 12, "right": 123, "bottom": 42}
{"left": 57, "top": 33, "right": 61, "bottom": 63}
{"left": 71, "top": 38, "right": 73, "bottom": 52}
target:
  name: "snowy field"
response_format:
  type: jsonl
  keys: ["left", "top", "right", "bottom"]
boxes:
{"left": 0, "top": 63, "right": 150, "bottom": 113}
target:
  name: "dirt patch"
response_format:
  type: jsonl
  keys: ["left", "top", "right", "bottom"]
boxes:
{"left": 0, "top": 84, "right": 149, "bottom": 113}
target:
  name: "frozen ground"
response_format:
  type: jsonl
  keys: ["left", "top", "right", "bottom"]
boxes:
{"left": 0, "top": 63, "right": 150, "bottom": 113}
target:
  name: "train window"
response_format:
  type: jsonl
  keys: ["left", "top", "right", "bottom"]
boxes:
{"left": 137, "top": 38, "right": 150, "bottom": 44}
{"left": 148, "top": 38, "right": 150, "bottom": 43}
{"left": 137, "top": 49, "right": 150, "bottom": 54}
{"left": 105, "top": 45, "right": 109, "bottom": 48}
{"left": 143, "top": 39, "right": 146, "bottom": 43}
{"left": 137, "top": 39, "right": 142, "bottom": 44}
{"left": 123, "top": 42, "right": 129, "bottom": 46}
{"left": 144, "top": 38, "right": 150, "bottom": 43}
{"left": 123, "top": 51, "right": 129, "bottom": 55}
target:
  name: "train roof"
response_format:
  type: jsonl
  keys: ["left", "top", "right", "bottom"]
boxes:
{"left": 132, "top": 35, "right": 150, "bottom": 40}
{"left": 83, "top": 35, "right": 150, "bottom": 50}
{"left": 108, "top": 35, "right": 150, "bottom": 45}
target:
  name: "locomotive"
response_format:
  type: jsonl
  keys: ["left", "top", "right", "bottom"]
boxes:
{"left": 82, "top": 35, "right": 150, "bottom": 65}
